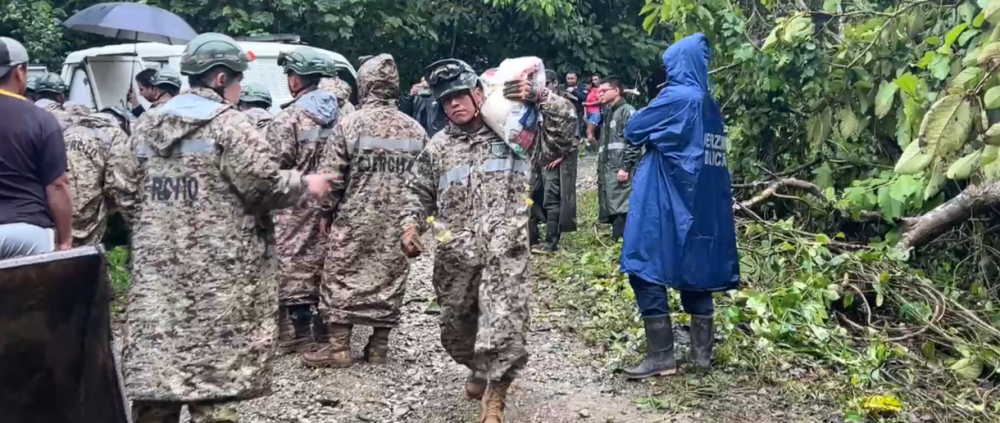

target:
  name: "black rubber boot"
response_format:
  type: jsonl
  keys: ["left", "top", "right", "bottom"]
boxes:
{"left": 624, "top": 314, "right": 677, "bottom": 379}
{"left": 529, "top": 222, "right": 540, "bottom": 246}
{"left": 689, "top": 314, "right": 714, "bottom": 369}
{"left": 545, "top": 228, "right": 560, "bottom": 252}
{"left": 611, "top": 215, "right": 626, "bottom": 242}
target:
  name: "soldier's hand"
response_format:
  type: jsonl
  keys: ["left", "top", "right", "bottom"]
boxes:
{"left": 400, "top": 225, "right": 424, "bottom": 258}
{"left": 546, "top": 157, "right": 564, "bottom": 170}
{"left": 304, "top": 174, "right": 340, "bottom": 198}
{"left": 616, "top": 169, "right": 630, "bottom": 183}
{"left": 319, "top": 217, "right": 332, "bottom": 237}
{"left": 503, "top": 79, "right": 547, "bottom": 104}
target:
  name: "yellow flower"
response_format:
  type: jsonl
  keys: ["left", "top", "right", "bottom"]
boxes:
{"left": 426, "top": 216, "right": 435, "bottom": 223}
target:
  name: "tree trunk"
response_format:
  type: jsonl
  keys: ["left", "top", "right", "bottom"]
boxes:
{"left": 898, "top": 179, "right": 1000, "bottom": 252}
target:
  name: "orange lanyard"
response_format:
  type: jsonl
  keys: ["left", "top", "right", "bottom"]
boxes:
{"left": 0, "top": 89, "right": 26, "bottom": 100}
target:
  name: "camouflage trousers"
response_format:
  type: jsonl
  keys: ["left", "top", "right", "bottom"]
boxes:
{"left": 431, "top": 223, "right": 531, "bottom": 382}
{"left": 274, "top": 206, "right": 326, "bottom": 305}
{"left": 132, "top": 400, "right": 238, "bottom": 423}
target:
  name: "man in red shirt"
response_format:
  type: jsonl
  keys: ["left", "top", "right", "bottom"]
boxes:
{"left": 0, "top": 37, "right": 73, "bottom": 259}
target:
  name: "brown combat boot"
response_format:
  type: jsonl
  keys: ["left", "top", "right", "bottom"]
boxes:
{"left": 363, "top": 328, "right": 391, "bottom": 365}
{"left": 479, "top": 379, "right": 511, "bottom": 423}
{"left": 464, "top": 370, "right": 487, "bottom": 401}
{"left": 300, "top": 324, "right": 353, "bottom": 368}
{"left": 278, "top": 305, "right": 314, "bottom": 354}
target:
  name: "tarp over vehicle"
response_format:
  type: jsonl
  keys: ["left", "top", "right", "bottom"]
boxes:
{"left": 0, "top": 247, "right": 130, "bottom": 423}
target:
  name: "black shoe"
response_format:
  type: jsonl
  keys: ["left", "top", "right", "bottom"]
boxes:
{"left": 529, "top": 223, "right": 541, "bottom": 246}
{"left": 545, "top": 233, "right": 560, "bottom": 252}
{"left": 624, "top": 314, "right": 677, "bottom": 379}
{"left": 288, "top": 304, "right": 314, "bottom": 340}
{"left": 689, "top": 314, "right": 714, "bottom": 369}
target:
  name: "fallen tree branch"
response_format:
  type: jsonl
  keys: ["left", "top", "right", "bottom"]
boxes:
{"left": 898, "top": 179, "right": 1000, "bottom": 252}
{"left": 734, "top": 178, "right": 828, "bottom": 211}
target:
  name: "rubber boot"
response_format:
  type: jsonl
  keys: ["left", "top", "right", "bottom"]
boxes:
{"left": 364, "top": 327, "right": 391, "bottom": 364}
{"left": 479, "top": 379, "right": 511, "bottom": 423}
{"left": 278, "top": 304, "right": 314, "bottom": 354}
{"left": 611, "top": 215, "right": 626, "bottom": 243}
{"left": 545, "top": 226, "right": 560, "bottom": 252}
{"left": 529, "top": 220, "right": 541, "bottom": 246}
{"left": 300, "top": 324, "right": 352, "bottom": 368}
{"left": 623, "top": 314, "right": 677, "bottom": 379}
{"left": 689, "top": 314, "right": 715, "bottom": 369}
{"left": 464, "top": 370, "right": 487, "bottom": 401}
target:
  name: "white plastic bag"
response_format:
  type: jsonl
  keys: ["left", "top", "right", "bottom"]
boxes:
{"left": 479, "top": 57, "right": 546, "bottom": 158}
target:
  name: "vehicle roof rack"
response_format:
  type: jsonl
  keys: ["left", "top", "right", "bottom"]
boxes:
{"left": 234, "top": 34, "right": 305, "bottom": 45}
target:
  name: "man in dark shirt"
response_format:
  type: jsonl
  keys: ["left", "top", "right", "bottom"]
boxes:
{"left": 127, "top": 68, "right": 158, "bottom": 118}
{"left": 401, "top": 77, "right": 447, "bottom": 136}
{"left": 0, "top": 37, "right": 73, "bottom": 259}
{"left": 561, "top": 72, "right": 588, "bottom": 138}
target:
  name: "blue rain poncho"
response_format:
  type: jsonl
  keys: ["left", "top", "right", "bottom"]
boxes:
{"left": 620, "top": 33, "right": 740, "bottom": 292}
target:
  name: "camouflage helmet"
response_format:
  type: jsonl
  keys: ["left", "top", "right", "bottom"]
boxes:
{"left": 239, "top": 82, "right": 272, "bottom": 107}
{"left": 35, "top": 73, "right": 68, "bottom": 94}
{"left": 278, "top": 47, "right": 337, "bottom": 77}
{"left": 26, "top": 75, "right": 38, "bottom": 92}
{"left": 100, "top": 105, "right": 133, "bottom": 122}
{"left": 424, "top": 59, "right": 480, "bottom": 100}
{"left": 150, "top": 67, "right": 182, "bottom": 89}
{"left": 180, "top": 33, "right": 250, "bottom": 76}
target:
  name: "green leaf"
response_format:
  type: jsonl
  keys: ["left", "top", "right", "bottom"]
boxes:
{"left": 975, "top": 10, "right": 987, "bottom": 28}
{"left": 897, "top": 107, "right": 913, "bottom": 147}
{"left": 939, "top": 23, "right": 969, "bottom": 53}
{"left": 959, "top": 29, "right": 980, "bottom": 45}
{"left": 946, "top": 149, "right": 984, "bottom": 180}
{"left": 808, "top": 107, "right": 833, "bottom": 150}
{"left": 815, "top": 233, "right": 831, "bottom": 244}
{"left": 929, "top": 55, "right": 952, "bottom": 80}
{"left": 839, "top": 107, "right": 859, "bottom": 138}
{"left": 763, "top": 26, "right": 781, "bottom": 50}
{"left": 895, "top": 73, "right": 920, "bottom": 97}
{"left": 986, "top": 86, "right": 1000, "bottom": 109}
{"left": 823, "top": 0, "right": 842, "bottom": 13}
{"left": 982, "top": 145, "right": 1000, "bottom": 167}
{"left": 875, "top": 81, "right": 898, "bottom": 118}
{"left": 964, "top": 46, "right": 982, "bottom": 66}
{"left": 987, "top": 0, "right": 1000, "bottom": 24}
{"left": 950, "top": 357, "right": 984, "bottom": 380}
{"left": 813, "top": 162, "right": 834, "bottom": 189}
{"left": 987, "top": 123, "right": 1000, "bottom": 145}
{"left": 951, "top": 67, "right": 984, "bottom": 91}
{"left": 896, "top": 140, "right": 934, "bottom": 174}
{"left": 918, "top": 95, "right": 973, "bottom": 156}
{"left": 925, "top": 159, "right": 947, "bottom": 200}
{"left": 783, "top": 15, "right": 813, "bottom": 43}
{"left": 977, "top": 42, "right": 1000, "bottom": 65}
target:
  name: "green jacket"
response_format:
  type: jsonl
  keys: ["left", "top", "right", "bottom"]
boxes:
{"left": 597, "top": 98, "right": 641, "bottom": 222}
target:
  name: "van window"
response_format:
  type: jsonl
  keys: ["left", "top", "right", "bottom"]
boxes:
{"left": 245, "top": 58, "right": 291, "bottom": 113}
{"left": 67, "top": 66, "right": 95, "bottom": 110}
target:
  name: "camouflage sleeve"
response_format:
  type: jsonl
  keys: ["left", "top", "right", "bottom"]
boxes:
{"left": 264, "top": 112, "right": 299, "bottom": 170}
{"left": 536, "top": 93, "right": 578, "bottom": 167}
{"left": 402, "top": 142, "right": 441, "bottom": 232}
{"left": 219, "top": 112, "right": 305, "bottom": 210}
{"left": 618, "top": 107, "right": 643, "bottom": 171}
{"left": 106, "top": 132, "right": 142, "bottom": 226}
{"left": 318, "top": 121, "right": 351, "bottom": 217}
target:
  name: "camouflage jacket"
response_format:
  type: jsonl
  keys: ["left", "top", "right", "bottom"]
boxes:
{"left": 36, "top": 100, "right": 90, "bottom": 130}
{"left": 402, "top": 91, "right": 577, "bottom": 235}
{"left": 107, "top": 97, "right": 172, "bottom": 224}
{"left": 318, "top": 54, "right": 427, "bottom": 325}
{"left": 243, "top": 107, "right": 273, "bottom": 130}
{"left": 64, "top": 113, "right": 127, "bottom": 246}
{"left": 320, "top": 77, "right": 356, "bottom": 117}
{"left": 113, "top": 87, "right": 307, "bottom": 402}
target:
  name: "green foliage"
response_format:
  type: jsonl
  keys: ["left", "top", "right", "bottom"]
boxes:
{"left": 106, "top": 246, "right": 131, "bottom": 316}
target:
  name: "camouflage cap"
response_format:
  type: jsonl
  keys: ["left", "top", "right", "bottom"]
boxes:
{"left": 35, "top": 73, "right": 68, "bottom": 94}
{"left": 424, "top": 58, "right": 480, "bottom": 100}
{"left": 180, "top": 33, "right": 250, "bottom": 76}
{"left": 26, "top": 75, "right": 38, "bottom": 92}
{"left": 239, "top": 82, "right": 272, "bottom": 107}
{"left": 151, "top": 67, "right": 182, "bottom": 89}
{"left": 279, "top": 47, "right": 337, "bottom": 77}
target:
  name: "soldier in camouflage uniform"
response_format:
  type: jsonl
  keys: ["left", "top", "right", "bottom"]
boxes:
{"left": 33, "top": 73, "right": 87, "bottom": 129}
{"left": 64, "top": 108, "right": 128, "bottom": 246}
{"left": 300, "top": 54, "right": 427, "bottom": 368}
{"left": 239, "top": 82, "right": 274, "bottom": 129}
{"left": 400, "top": 59, "right": 577, "bottom": 423}
{"left": 145, "top": 67, "right": 182, "bottom": 105}
{"left": 25, "top": 75, "right": 38, "bottom": 101}
{"left": 319, "top": 75, "right": 356, "bottom": 117}
{"left": 110, "top": 33, "right": 338, "bottom": 423}
{"left": 264, "top": 47, "right": 340, "bottom": 354}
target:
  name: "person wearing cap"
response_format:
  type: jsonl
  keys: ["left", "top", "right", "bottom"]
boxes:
{"left": 25, "top": 75, "right": 38, "bottom": 101}
{"left": 400, "top": 58, "right": 577, "bottom": 423}
{"left": 34, "top": 73, "right": 89, "bottom": 130}
{"left": 108, "top": 32, "right": 338, "bottom": 421}
{"left": 238, "top": 82, "right": 274, "bottom": 129}
{"left": 264, "top": 46, "right": 341, "bottom": 355}
{"left": 147, "top": 67, "right": 182, "bottom": 108}
{"left": 0, "top": 37, "right": 74, "bottom": 258}
{"left": 403, "top": 76, "right": 447, "bottom": 137}
{"left": 319, "top": 74, "right": 356, "bottom": 117}
{"left": 299, "top": 54, "right": 427, "bottom": 370}
{"left": 62, "top": 100, "right": 130, "bottom": 247}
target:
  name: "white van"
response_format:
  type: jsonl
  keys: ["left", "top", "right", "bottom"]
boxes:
{"left": 61, "top": 40, "right": 358, "bottom": 114}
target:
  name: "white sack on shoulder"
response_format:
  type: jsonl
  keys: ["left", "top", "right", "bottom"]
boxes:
{"left": 479, "top": 57, "right": 546, "bottom": 158}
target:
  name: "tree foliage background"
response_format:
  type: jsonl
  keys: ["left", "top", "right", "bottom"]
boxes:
{"left": 0, "top": 0, "right": 669, "bottom": 88}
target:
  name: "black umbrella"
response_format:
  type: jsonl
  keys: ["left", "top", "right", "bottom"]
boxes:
{"left": 62, "top": 2, "right": 197, "bottom": 45}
